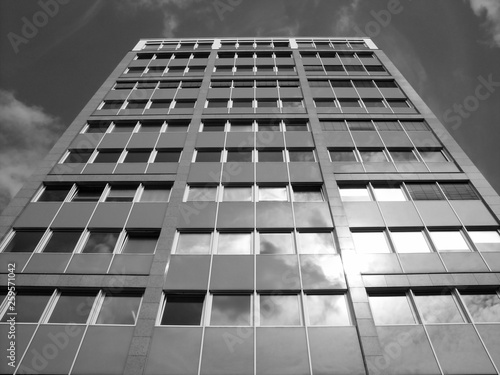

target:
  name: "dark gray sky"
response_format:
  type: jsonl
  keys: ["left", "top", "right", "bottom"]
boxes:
{"left": 1, "top": 0, "right": 499, "bottom": 212}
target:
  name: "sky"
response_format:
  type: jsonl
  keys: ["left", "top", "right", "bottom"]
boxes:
{"left": 0, "top": 0, "right": 499, "bottom": 213}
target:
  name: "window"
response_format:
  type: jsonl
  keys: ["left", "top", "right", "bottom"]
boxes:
{"left": 376, "top": 80, "right": 398, "bottom": 88}
{"left": 149, "top": 100, "right": 171, "bottom": 109}
{"left": 211, "top": 295, "right": 251, "bottom": 325}
{"left": 124, "top": 150, "right": 151, "bottom": 163}
{"left": 374, "top": 121, "right": 401, "bottom": 131}
{"left": 229, "top": 120, "right": 253, "bottom": 132}
{"left": 166, "top": 121, "right": 189, "bottom": 132}
{"left": 391, "top": 231, "right": 431, "bottom": 253}
{"left": 288, "top": 150, "right": 315, "bottom": 162}
{"left": 259, "top": 187, "right": 287, "bottom": 201}
{"left": 314, "top": 99, "right": 337, "bottom": 108}
{"left": 227, "top": 149, "right": 253, "bottom": 162}
{"left": 159, "top": 81, "right": 179, "bottom": 89}
{"left": 233, "top": 80, "right": 253, "bottom": 88}
{"left": 195, "top": 150, "right": 221, "bottom": 162}
{"left": 281, "top": 99, "right": 303, "bottom": 108}
{"left": 232, "top": 99, "right": 253, "bottom": 108}
{"left": 81, "top": 232, "right": 120, "bottom": 253}
{"left": 440, "top": 182, "right": 479, "bottom": 200}
{"left": 167, "top": 66, "right": 186, "bottom": 74}
{"left": 155, "top": 150, "right": 181, "bottom": 163}
{"left": 339, "top": 186, "right": 371, "bottom": 201}
{"left": 430, "top": 231, "right": 470, "bottom": 252}
{"left": 419, "top": 150, "right": 448, "bottom": 163}
{"left": 139, "top": 121, "right": 163, "bottom": 133}
{"left": 338, "top": 99, "right": 361, "bottom": 108}
{"left": 41, "top": 231, "right": 81, "bottom": 253}
{"left": 387, "top": 99, "right": 410, "bottom": 108}
{"left": 297, "top": 232, "right": 335, "bottom": 254}
{"left": 321, "top": 121, "right": 347, "bottom": 131}
{"left": 365, "top": 66, "right": 386, "bottom": 73}
{"left": 369, "top": 295, "right": 416, "bottom": 325}
{"left": 359, "top": 150, "right": 387, "bottom": 162}
{"left": 176, "top": 233, "right": 211, "bottom": 254}
{"left": 345, "top": 65, "right": 365, "bottom": 73}
{"left": 187, "top": 66, "right": 205, "bottom": 73}
{"left": 284, "top": 120, "right": 308, "bottom": 131}
{"left": 2, "top": 231, "right": 44, "bottom": 253}
{"left": 304, "top": 65, "right": 324, "bottom": 72}
{"left": 222, "top": 186, "right": 252, "bottom": 202}
{"left": 257, "top": 99, "right": 277, "bottom": 108}
{"left": 202, "top": 121, "right": 226, "bottom": 131}
{"left": 352, "top": 232, "right": 390, "bottom": 253}
{"left": 0, "top": 292, "right": 52, "bottom": 323}
{"left": 414, "top": 294, "right": 464, "bottom": 323}
{"left": 278, "top": 80, "right": 300, "bottom": 87}
{"left": 138, "top": 81, "right": 159, "bottom": 89}
{"left": 309, "top": 80, "right": 330, "bottom": 87}
{"left": 260, "top": 294, "right": 301, "bottom": 326}
{"left": 114, "top": 81, "right": 135, "bottom": 90}
{"left": 126, "top": 100, "right": 148, "bottom": 110}
{"left": 206, "top": 99, "right": 229, "bottom": 109}
{"left": 122, "top": 232, "right": 158, "bottom": 254}
{"left": 330, "top": 80, "right": 352, "bottom": 88}
{"left": 174, "top": 100, "right": 196, "bottom": 109}
{"left": 112, "top": 122, "right": 136, "bottom": 132}
{"left": 48, "top": 292, "right": 97, "bottom": 324}
{"left": 390, "top": 150, "right": 419, "bottom": 162}
{"left": 211, "top": 80, "right": 232, "bottom": 88}
{"left": 372, "top": 186, "right": 406, "bottom": 201}
{"left": 324, "top": 65, "right": 345, "bottom": 72}
{"left": 37, "top": 185, "right": 72, "bottom": 202}
{"left": 401, "top": 121, "right": 429, "bottom": 131}
{"left": 216, "top": 66, "right": 233, "bottom": 73}
{"left": 256, "top": 66, "right": 275, "bottom": 73}
{"left": 101, "top": 100, "right": 123, "bottom": 110}
{"left": 461, "top": 293, "right": 500, "bottom": 323}
{"left": 363, "top": 99, "right": 386, "bottom": 108}
{"left": 405, "top": 183, "right": 444, "bottom": 200}
{"left": 85, "top": 121, "right": 110, "bottom": 133}
{"left": 259, "top": 233, "right": 293, "bottom": 254}
{"left": 161, "top": 295, "right": 205, "bottom": 325}
{"left": 468, "top": 230, "right": 500, "bottom": 252}
{"left": 181, "top": 80, "right": 202, "bottom": 88}
{"left": 95, "top": 294, "right": 141, "bottom": 325}
{"left": 64, "top": 150, "right": 93, "bottom": 163}
{"left": 72, "top": 186, "right": 104, "bottom": 202}
{"left": 277, "top": 66, "right": 295, "bottom": 73}
{"left": 93, "top": 151, "right": 122, "bottom": 163}
{"left": 306, "top": 295, "right": 350, "bottom": 326}
{"left": 140, "top": 186, "right": 171, "bottom": 202}
{"left": 106, "top": 186, "right": 137, "bottom": 202}
{"left": 347, "top": 121, "right": 374, "bottom": 131}
{"left": 217, "top": 233, "right": 252, "bottom": 254}
{"left": 258, "top": 123, "right": 280, "bottom": 131}
{"left": 258, "top": 150, "right": 284, "bottom": 162}
{"left": 292, "top": 186, "right": 323, "bottom": 202}
{"left": 146, "top": 66, "right": 166, "bottom": 74}
{"left": 330, "top": 150, "right": 357, "bottom": 162}
{"left": 353, "top": 80, "right": 375, "bottom": 88}
{"left": 187, "top": 186, "right": 217, "bottom": 201}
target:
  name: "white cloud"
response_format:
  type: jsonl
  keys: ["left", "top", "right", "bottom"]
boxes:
{"left": 0, "top": 89, "right": 64, "bottom": 212}
{"left": 335, "top": 0, "right": 362, "bottom": 34}
{"left": 468, "top": 0, "right": 500, "bottom": 47}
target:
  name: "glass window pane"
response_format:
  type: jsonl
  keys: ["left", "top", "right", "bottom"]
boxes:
{"left": 161, "top": 295, "right": 204, "bottom": 325}
{"left": 65, "top": 150, "right": 93, "bottom": 163}
{"left": 122, "top": 233, "right": 158, "bottom": 254}
{"left": 112, "top": 122, "right": 136, "bottom": 132}
{"left": 96, "top": 295, "right": 141, "bottom": 325}
{"left": 390, "top": 150, "right": 418, "bottom": 162}
{"left": 406, "top": 183, "right": 444, "bottom": 200}
{"left": 42, "top": 231, "right": 82, "bottom": 253}
{"left": 373, "top": 187, "right": 406, "bottom": 201}
{"left": 139, "top": 122, "right": 163, "bottom": 132}
{"left": 259, "top": 233, "right": 293, "bottom": 254}
{"left": 339, "top": 187, "right": 370, "bottom": 202}
{"left": 94, "top": 151, "right": 121, "bottom": 163}
{"left": 1, "top": 293, "right": 51, "bottom": 323}
{"left": 3, "top": 231, "right": 44, "bottom": 253}
{"left": 217, "top": 233, "right": 252, "bottom": 254}
{"left": 260, "top": 295, "right": 300, "bottom": 326}
{"left": 195, "top": 151, "right": 221, "bottom": 162}
{"left": 38, "top": 186, "right": 72, "bottom": 202}
{"left": 440, "top": 183, "right": 479, "bottom": 200}
{"left": 222, "top": 187, "right": 252, "bottom": 202}
{"left": 414, "top": 295, "right": 464, "bottom": 324}
{"left": 82, "top": 232, "right": 120, "bottom": 254}
{"left": 420, "top": 151, "right": 447, "bottom": 162}
{"left": 359, "top": 150, "right": 387, "bottom": 162}
{"left": 177, "top": 233, "right": 211, "bottom": 254}
{"left": 210, "top": 295, "right": 251, "bottom": 326}
{"left": 258, "top": 151, "right": 283, "bottom": 162}
{"left": 330, "top": 151, "right": 357, "bottom": 162}
{"left": 289, "top": 151, "right": 315, "bottom": 162}
{"left": 369, "top": 295, "right": 416, "bottom": 325}
{"left": 227, "top": 150, "right": 252, "bottom": 162}
{"left": 155, "top": 151, "right": 181, "bottom": 163}
{"left": 187, "top": 187, "right": 217, "bottom": 201}
{"left": 461, "top": 293, "right": 500, "bottom": 323}
{"left": 259, "top": 187, "right": 287, "bottom": 201}
{"left": 307, "top": 295, "right": 350, "bottom": 326}
{"left": 72, "top": 186, "right": 104, "bottom": 202}
{"left": 352, "top": 232, "right": 390, "bottom": 253}
{"left": 468, "top": 231, "right": 500, "bottom": 252}
{"left": 49, "top": 293, "right": 97, "bottom": 324}
{"left": 229, "top": 122, "right": 253, "bottom": 132}
{"left": 292, "top": 187, "right": 323, "bottom": 202}
{"left": 140, "top": 188, "right": 170, "bottom": 202}
{"left": 106, "top": 187, "right": 136, "bottom": 202}
{"left": 430, "top": 231, "right": 470, "bottom": 252}
{"left": 297, "top": 232, "right": 335, "bottom": 254}
{"left": 391, "top": 232, "right": 431, "bottom": 253}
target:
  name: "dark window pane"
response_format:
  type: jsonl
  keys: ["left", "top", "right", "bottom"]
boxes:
{"left": 353, "top": 80, "right": 375, "bottom": 88}
{"left": 48, "top": 293, "right": 97, "bottom": 324}
{"left": 258, "top": 123, "right": 280, "bottom": 131}
{"left": 211, "top": 295, "right": 251, "bottom": 326}
{"left": 376, "top": 80, "right": 398, "bottom": 88}
{"left": 159, "top": 81, "right": 179, "bottom": 89}
{"left": 365, "top": 66, "right": 386, "bottom": 73}
{"left": 195, "top": 151, "right": 221, "bottom": 162}
{"left": 73, "top": 186, "right": 104, "bottom": 202}
{"left": 124, "top": 151, "right": 150, "bottom": 163}
{"left": 175, "top": 100, "right": 196, "bottom": 109}
{"left": 3, "top": 231, "right": 44, "bottom": 253}
{"left": 390, "top": 150, "right": 418, "bottom": 162}
{"left": 293, "top": 187, "right": 323, "bottom": 202}
{"left": 122, "top": 233, "right": 158, "bottom": 253}
{"left": 85, "top": 121, "right": 110, "bottom": 133}
{"left": 1, "top": 293, "right": 52, "bottom": 323}
{"left": 112, "top": 122, "right": 136, "bottom": 132}
{"left": 233, "top": 80, "right": 254, "bottom": 87}
{"left": 106, "top": 186, "right": 137, "bottom": 202}
{"left": 401, "top": 121, "right": 429, "bottom": 131}
{"left": 374, "top": 121, "right": 401, "bottom": 131}
{"left": 126, "top": 101, "right": 148, "bottom": 109}
{"left": 207, "top": 100, "right": 228, "bottom": 108}
{"left": 259, "top": 233, "right": 293, "bottom": 254}
{"left": 232, "top": 100, "right": 253, "bottom": 108}
{"left": 388, "top": 99, "right": 410, "bottom": 108}
{"left": 344, "top": 65, "right": 365, "bottom": 72}
{"left": 330, "top": 150, "right": 356, "bottom": 162}
{"left": 82, "top": 232, "right": 120, "bottom": 254}
{"left": 140, "top": 187, "right": 171, "bottom": 202}
{"left": 139, "top": 121, "right": 163, "bottom": 132}
{"left": 440, "top": 183, "right": 479, "bottom": 200}
{"left": 258, "top": 99, "right": 277, "bottom": 108}
{"left": 347, "top": 121, "right": 374, "bottom": 131}
{"left": 227, "top": 150, "right": 252, "bottom": 162}
{"left": 166, "top": 121, "right": 189, "bottom": 132}
{"left": 309, "top": 80, "right": 330, "bottom": 87}
{"left": 278, "top": 80, "right": 299, "bottom": 87}
{"left": 289, "top": 151, "right": 315, "bottom": 162}
{"left": 330, "top": 80, "right": 352, "bottom": 88}
{"left": 419, "top": 150, "right": 448, "bottom": 162}
{"left": 161, "top": 295, "right": 205, "bottom": 325}
{"left": 284, "top": 121, "right": 308, "bottom": 131}
{"left": 96, "top": 295, "right": 142, "bottom": 325}
{"left": 42, "top": 231, "right": 82, "bottom": 253}
{"left": 364, "top": 99, "right": 385, "bottom": 108}
{"left": 93, "top": 151, "right": 121, "bottom": 163}
{"left": 325, "top": 65, "right": 345, "bottom": 73}
{"left": 155, "top": 151, "right": 181, "bottom": 162}
{"left": 359, "top": 150, "right": 387, "bottom": 162}
{"left": 38, "top": 186, "right": 72, "bottom": 202}
{"left": 65, "top": 150, "right": 93, "bottom": 163}
{"left": 321, "top": 121, "right": 347, "bottom": 131}
{"left": 259, "top": 151, "right": 283, "bottom": 162}
{"left": 314, "top": 99, "right": 336, "bottom": 107}
{"left": 406, "top": 183, "right": 444, "bottom": 200}
{"left": 149, "top": 100, "right": 171, "bottom": 109}
{"left": 281, "top": 99, "right": 303, "bottom": 108}
{"left": 211, "top": 80, "right": 232, "bottom": 88}
{"left": 203, "top": 122, "right": 226, "bottom": 131}
{"left": 114, "top": 81, "right": 135, "bottom": 90}
{"left": 101, "top": 101, "right": 123, "bottom": 110}
{"left": 137, "top": 81, "right": 158, "bottom": 89}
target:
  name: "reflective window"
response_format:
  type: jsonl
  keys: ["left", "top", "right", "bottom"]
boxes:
{"left": 154, "top": 151, "right": 181, "bottom": 163}
{"left": 222, "top": 187, "right": 252, "bottom": 202}
{"left": 288, "top": 150, "right": 315, "bottom": 162}
{"left": 64, "top": 150, "right": 93, "bottom": 163}
{"left": 210, "top": 295, "right": 251, "bottom": 326}
{"left": 161, "top": 295, "right": 205, "bottom": 325}
{"left": 187, "top": 186, "right": 217, "bottom": 201}
{"left": 419, "top": 150, "right": 448, "bottom": 163}
{"left": 468, "top": 230, "right": 500, "bottom": 252}
{"left": 176, "top": 233, "right": 211, "bottom": 254}
{"left": 122, "top": 233, "right": 158, "bottom": 254}
{"left": 292, "top": 186, "right": 323, "bottom": 202}
{"left": 202, "top": 121, "right": 226, "bottom": 131}
{"left": 258, "top": 123, "right": 281, "bottom": 131}
{"left": 112, "top": 122, "right": 136, "bottom": 132}
{"left": 414, "top": 294, "right": 464, "bottom": 323}
{"left": 391, "top": 232, "right": 431, "bottom": 253}
{"left": 217, "top": 233, "right": 252, "bottom": 254}
{"left": 140, "top": 187, "right": 170, "bottom": 202}
{"left": 260, "top": 294, "right": 301, "bottom": 326}
{"left": 48, "top": 292, "right": 97, "bottom": 324}
{"left": 406, "top": 183, "right": 444, "bottom": 200}
{"left": 373, "top": 187, "right": 406, "bottom": 201}
{"left": 339, "top": 187, "right": 371, "bottom": 202}
{"left": 359, "top": 150, "right": 387, "bottom": 162}
{"left": 461, "top": 293, "right": 500, "bottom": 323}
{"left": 93, "top": 151, "right": 122, "bottom": 163}
{"left": 297, "top": 232, "right": 335, "bottom": 254}
{"left": 229, "top": 121, "right": 253, "bottom": 132}
{"left": 232, "top": 99, "right": 253, "bottom": 108}
{"left": 390, "top": 150, "right": 418, "bottom": 162}
{"left": 72, "top": 186, "right": 104, "bottom": 202}
{"left": 96, "top": 295, "right": 141, "bottom": 325}
{"left": 430, "top": 231, "right": 470, "bottom": 252}
{"left": 106, "top": 186, "right": 137, "bottom": 202}
{"left": 258, "top": 150, "right": 284, "bottom": 162}
{"left": 352, "top": 232, "right": 390, "bottom": 253}
{"left": 306, "top": 295, "right": 350, "bottom": 326}
{"left": 330, "top": 150, "right": 357, "bottom": 162}
{"left": 82, "top": 232, "right": 120, "bottom": 254}
{"left": 42, "top": 231, "right": 82, "bottom": 253}
{"left": 314, "top": 99, "right": 337, "bottom": 108}
{"left": 259, "top": 233, "right": 294, "bottom": 254}
{"left": 195, "top": 150, "right": 221, "bottom": 162}
{"left": 37, "top": 185, "right": 72, "bottom": 202}
{"left": 258, "top": 187, "right": 287, "bottom": 201}
{"left": 0, "top": 292, "right": 52, "bottom": 323}
{"left": 166, "top": 122, "right": 189, "bottom": 132}
{"left": 440, "top": 183, "right": 479, "bottom": 200}
{"left": 369, "top": 295, "right": 416, "bottom": 325}
{"left": 138, "top": 121, "right": 163, "bottom": 133}
{"left": 2, "top": 231, "right": 44, "bottom": 253}
{"left": 227, "top": 150, "right": 253, "bottom": 162}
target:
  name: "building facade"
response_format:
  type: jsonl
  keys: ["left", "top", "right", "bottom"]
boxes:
{"left": 1, "top": 37, "right": 500, "bottom": 375}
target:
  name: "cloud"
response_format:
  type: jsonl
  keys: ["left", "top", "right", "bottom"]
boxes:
{"left": 0, "top": 89, "right": 64, "bottom": 213}
{"left": 468, "top": 0, "right": 500, "bottom": 47}
{"left": 335, "top": 0, "right": 362, "bottom": 34}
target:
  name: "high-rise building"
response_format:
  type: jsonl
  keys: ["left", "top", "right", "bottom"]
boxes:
{"left": 1, "top": 37, "right": 500, "bottom": 375}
